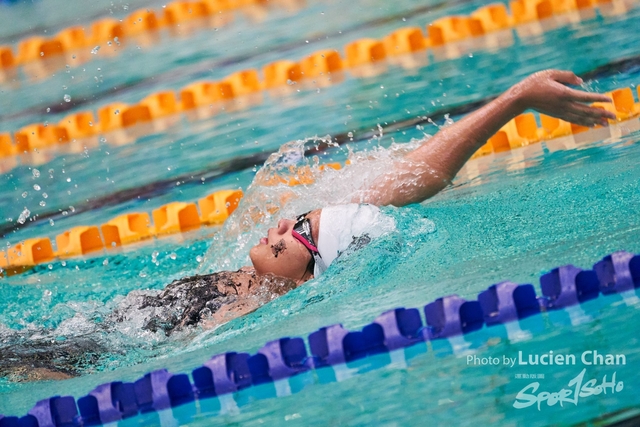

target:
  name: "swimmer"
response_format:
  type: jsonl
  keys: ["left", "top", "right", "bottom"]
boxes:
{"left": 0, "top": 70, "right": 614, "bottom": 382}
{"left": 246, "top": 70, "right": 615, "bottom": 283}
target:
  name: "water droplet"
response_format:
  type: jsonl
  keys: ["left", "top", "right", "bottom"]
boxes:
{"left": 61, "top": 260, "right": 66, "bottom": 266}
{"left": 347, "top": 132, "right": 353, "bottom": 138}
{"left": 42, "top": 193, "right": 48, "bottom": 198}
{"left": 40, "top": 51, "right": 44, "bottom": 57}
{"left": 46, "top": 107, "right": 51, "bottom": 113}
{"left": 49, "top": 219, "right": 55, "bottom": 226}
{"left": 139, "top": 271, "right": 148, "bottom": 278}
{"left": 196, "top": 256, "right": 203, "bottom": 263}
{"left": 39, "top": 201, "right": 46, "bottom": 206}
{"left": 66, "top": 178, "right": 71, "bottom": 182}
{"left": 468, "top": 53, "right": 474, "bottom": 58}
{"left": 64, "top": 94, "right": 71, "bottom": 103}
{"left": 103, "top": 259, "right": 109, "bottom": 266}
{"left": 169, "top": 253, "right": 177, "bottom": 260}
{"left": 32, "top": 169, "right": 40, "bottom": 178}
{"left": 114, "top": 110, "right": 120, "bottom": 115}
{"left": 17, "top": 208, "right": 30, "bottom": 224}
{"left": 91, "top": 46, "right": 100, "bottom": 55}
{"left": 21, "top": 192, "right": 27, "bottom": 198}
{"left": 33, "top": 184, "right": 41, "bottom": 191}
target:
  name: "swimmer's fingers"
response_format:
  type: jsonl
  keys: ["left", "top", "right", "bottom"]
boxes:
{"left": 562, "top": 111, "right": 606, "bottom": 128}
{"left": 566, "top": 102, "right": 616, "bottom": 121}
{"left": 560, "top": 84, "right": 613, "bottom": 104}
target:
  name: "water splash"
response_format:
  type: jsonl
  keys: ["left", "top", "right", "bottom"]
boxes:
{"left": 198, "top": 134, "right": 429, "bottom": 274}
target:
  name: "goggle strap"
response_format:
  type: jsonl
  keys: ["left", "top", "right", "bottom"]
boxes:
{"left": 292, "top": 230, "right": 319, "bottom": 253}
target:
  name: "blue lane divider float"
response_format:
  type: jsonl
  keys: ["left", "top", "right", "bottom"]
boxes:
{"left": 1, "top": 250, "right": 639, "bottom": 426}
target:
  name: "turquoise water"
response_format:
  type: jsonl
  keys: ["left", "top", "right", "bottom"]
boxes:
{"left": 1, "top": 0, "right": 640, "bottom": 425}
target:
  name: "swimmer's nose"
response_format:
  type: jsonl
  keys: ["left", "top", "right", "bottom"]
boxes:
{"left": 277, "top": 218, "right": 293, "bottom": 234}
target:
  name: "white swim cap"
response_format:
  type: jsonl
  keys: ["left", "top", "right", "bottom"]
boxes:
{"left": 314, "top": 204, "right": 395, "bottom": 277}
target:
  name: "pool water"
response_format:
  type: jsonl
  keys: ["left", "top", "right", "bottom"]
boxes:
{"left": 1, "top": 0, "right": 640, "bottom": 425}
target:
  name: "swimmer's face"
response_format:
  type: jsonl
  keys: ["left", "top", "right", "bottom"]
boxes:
{"left": 249, "top": 212, "right": 320, "bottom": 284}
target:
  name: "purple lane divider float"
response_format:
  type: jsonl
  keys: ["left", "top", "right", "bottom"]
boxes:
{"left": 423, "top": 295, "right": 484, "bottom": 339}
{"left": 77, "top": 381, "right": 138, "bottom": 425}
{"left": 594, "top": 251, "right": 640, "bottom": 294}
{"left": 247, "top": 337, "right": 312, "bottom": 384}
{"left": 373, "top": 308, "right": 423, "bottom": 350}
{"left": 28, "top": 397, "right": 79, "bottom": 427}
{"left": 134, "top": 369, "right": 194, "bottom": 412}
{"left": 540, "top": 265, "right": 600, "bottom": 309}
{"left": 192, "top": 352, "right": 252, "bottom": 398}
{"left": 308, "top": 324, "right": 350, "bottom": 367}
{"left": 6, "top": 251, "right": 639, "bottom": 426}
{"left": 478, "top": 281, "right": 540, "bottom": 325}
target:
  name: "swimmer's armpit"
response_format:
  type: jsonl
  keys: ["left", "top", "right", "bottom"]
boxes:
{"left": 354, "top": 70, "right": 615, "bottom": 207}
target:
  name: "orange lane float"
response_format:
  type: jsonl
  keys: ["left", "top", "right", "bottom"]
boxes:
{"left": 98, "top": 103, "right": 130, "bottom": 132}
{"left": 15, "top": 124, "right": 69, "bottom": 152}
{"left": 16, "top": 36, "right": 65, "bottom": 63}
{"left": 181, "top": 81, "right": 234, "bottom": 109}
{"left": 263, "top": 60, "right": 303, "bottom": 88}
{"left": 487, "top": 131, "right": 513, "bottom": 153}
{"left": 300, "top": 50, "right": 344, "bottom": 77}
{"left": 499, "top": 112, "right": 541, "bottom": 147}
{"left": 550, "top": 0, "right": 593, "bottom": 13}
{"left": 223, "top": 69, "right": 262, "bottom": 95}
{"left": 510, "top": 0, "right": 554, "bottom": 23}
{"left": 0, "top": 46, "right": 15, "bottom": 68}
{"left": 121, "top": 105, "right": 154, "bottom": 128}
{"left": 152, "top": 202, "right": 201, "bottom": 235}
{"left": 427, "top": 16, "right": 485, "bottom": 47}
{"left": 383, "top": 27, "right": 428, "bottom": 55}
{"left": 59, "top": 112, "right": 98, "bottom": 139}
{"left": 4, "top": 238, "right": 55, "bottom": 266}
{"left": 101, "top": 213, "right": 154, "bottom": 247}
{"left": 595, "top": 87, "right": 640, "bottom": 121}
{"left": 140, "top": 91, "right": 181, "bottom": 117}
{"left": 0, "top": 134, "right": 16, "bottom": 157}
{"left": 90, "top": 19, "right": 125, "bottom": 44}
{"left": 344, "top": 39, "right": 386, "bottom": 67}
{"left": 540, "top": 114, "right": 573, "bottom": 138}
{"left": 57, "top": 27, "right": 89, "bottom": 51}
{"left": 198, "top": 189, "right": 243, "bottom": 224}
{"left": 56, "top": 226, "right": 104, "bottom": 258}
{"left": 123, "top": 9, "right": 162, "bottom": 36}
{"left": 471, "top": 4, "right": 513, "bottom": 32}
{"left": 164, "top": 1, "right": 210, "bottom": 25}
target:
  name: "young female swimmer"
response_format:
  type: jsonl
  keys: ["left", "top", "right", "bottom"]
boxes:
{"left": 3, "top": 71, "right": 616, "bottom": 381}
{"left": 248, "top": 70, "right": 615, "bottom": 284}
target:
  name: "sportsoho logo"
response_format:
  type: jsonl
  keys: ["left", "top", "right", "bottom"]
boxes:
{"left": 511, "top": 350, "right": 626, "bottom": 410}
{"left": 513, "top": 368, "right": 624, "bottom": 410}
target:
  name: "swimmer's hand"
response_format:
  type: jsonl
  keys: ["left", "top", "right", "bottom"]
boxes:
{"left": 509, "top": 70, "right": 615, "bottom": 127}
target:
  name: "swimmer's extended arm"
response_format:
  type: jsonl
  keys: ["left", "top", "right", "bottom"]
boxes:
{"left": 353, "top": 70, "right": 616, "bottom": 207}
